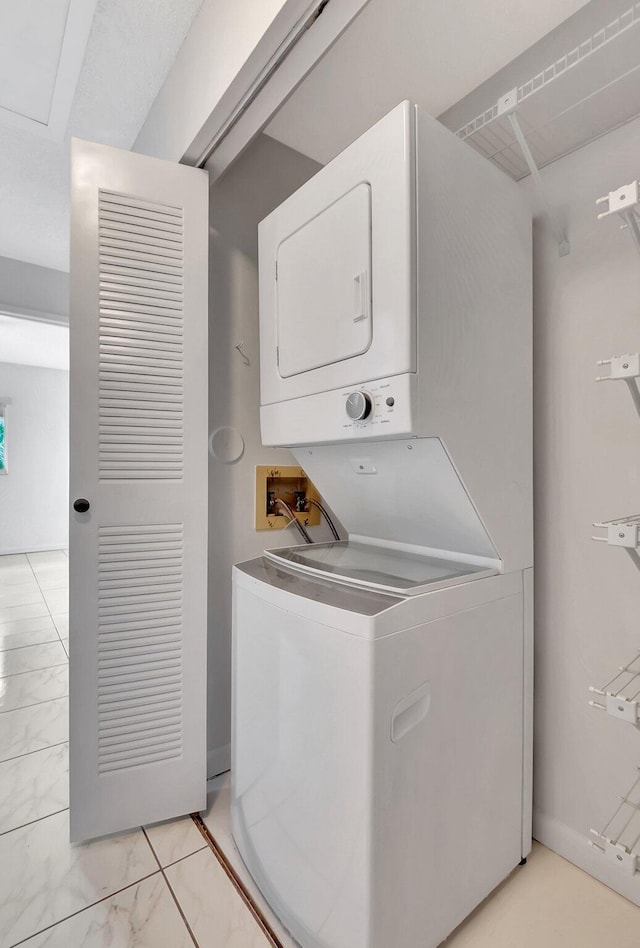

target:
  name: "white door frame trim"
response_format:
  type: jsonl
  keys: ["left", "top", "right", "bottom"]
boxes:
{"left": 185, "top": 0, "right": 373, "bottom": 179}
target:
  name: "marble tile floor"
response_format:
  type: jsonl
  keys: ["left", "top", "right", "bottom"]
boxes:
{"left": 2, "top": 550, "right": 640, "bottom": 947}
{"left": 0, "top": 552, "right": 275, "bottom": 948}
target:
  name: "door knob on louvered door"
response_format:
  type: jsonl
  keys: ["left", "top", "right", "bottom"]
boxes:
{"left": 73, "top": 498, "right": 90, "bottom": 513}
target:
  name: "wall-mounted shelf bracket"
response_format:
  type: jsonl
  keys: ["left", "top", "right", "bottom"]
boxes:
{"left": 589, "top": 830, "right": 639, "bottom": 875}
{"left": 497, "top": 89, "right": 570, "bottom": 257}
{"left": 592, "top": 514, "right": 640, "bottom": 549}
{"left": 596, "top": 180, "right": 640, "bottom": 257}
{"left": 589, "top": 651, "right": 640, "bottom": 726}
{"left": 596, "top": 353, "right": 640, "bottom": 382}
{"left": 595, "top": 353, "right": 640, "bottom": 416}
{"left": 590, "top": 767, "right": 640, "bottom": 875}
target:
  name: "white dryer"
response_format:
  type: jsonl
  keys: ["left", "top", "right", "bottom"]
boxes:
{"left": 232, "top": 101, "right": 532, "bottom": 948}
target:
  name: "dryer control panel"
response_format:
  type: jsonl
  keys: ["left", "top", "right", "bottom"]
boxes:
{"left": 261, "top": 373, "right": 416, "bottom": 446}
{"left": 340, "top": 378, "right": 407, "bottom": 432}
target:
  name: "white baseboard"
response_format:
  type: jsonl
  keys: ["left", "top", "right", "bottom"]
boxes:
{"left": 207, "top": 743, "right": 231, "bottom": 780}
{"left": 0, "top": 542, "right": 68, "bottom": 556}
{"left": 534, "top": 808, "right": 640, "bottom": 907}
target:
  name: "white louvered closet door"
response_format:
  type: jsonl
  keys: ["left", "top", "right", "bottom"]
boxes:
{"left": 69, "top": 139, "right": 208, "bottom": 842}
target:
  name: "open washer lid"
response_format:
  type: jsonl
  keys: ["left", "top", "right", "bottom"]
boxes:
{"left": 292, "top": 439, "right": 500, "bottom": 565}
{"left": 264, "top": 539, "right": 498, "bottom": 597}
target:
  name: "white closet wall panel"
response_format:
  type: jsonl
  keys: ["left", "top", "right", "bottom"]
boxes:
{"left": 69, "top": 139, "right": 208, "bottom": 842}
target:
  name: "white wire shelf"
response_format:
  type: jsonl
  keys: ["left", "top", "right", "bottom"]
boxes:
{"left": 590, "top": 652, "right": 640, "bottom": 726}
{"left": 454, "top": 4, "right": 640, "bottom": 182}
{"left": 590, "top": 767, "right": 640, "bottom": 875}
{"left": 592, "top": 514, "right": 640, "bottom": 550}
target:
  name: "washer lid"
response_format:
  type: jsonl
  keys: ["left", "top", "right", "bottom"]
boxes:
{"left": 292, "top": 439, "right": 499, "bottom": 564}
{"left": 264, "top": 539, "right": 497, "bottom": 596}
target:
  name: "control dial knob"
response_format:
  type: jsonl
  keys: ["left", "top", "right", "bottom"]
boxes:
{"left": 345, "top": 391, "right": 372, "bottom": 421}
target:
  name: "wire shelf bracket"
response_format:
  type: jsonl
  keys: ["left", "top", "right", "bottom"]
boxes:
{"left": 597, "top": 180, "right": 640, "bottom": 257}
{"left": 496, "top": 90, "right": 570, "bottom": 257}
{"left": 596, "top": 353, "right": 640, "bottom": 382}
{"left": 595, "top": 353, "right": 640, "bottom": 417}
{"left": 592, "top": 514, "right": 640, "bottom": 550}
{"left": 589, "top": 651, "right": 640, "bottom": 726}
{"left": 590, "top": 767, "right": 640, "bottom": 876}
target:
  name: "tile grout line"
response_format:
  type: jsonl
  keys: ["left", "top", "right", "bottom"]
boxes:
{"left": 0, "top": 738, "right": 69, "bottom": 766}
{"left": 191, "top": 814, "right": 285, "bottom": 948}
{"left": 0, "top": 637, "right": 65, "bottom": 653}
{"left": 0, "top": 663, "right": 67, "bottom": 681}
{"left": 0, "top": 805, "right": 69, "bottom": 839}
{"left": 26, "top": 553, "right": 67, "bottom": 653}
{"left": 0, "top": 691, "right": 69, "bottom": 715}
{"left": 0, "top": 610, "right": 51, "bottom": 623}
{"left": 8, "top": 869, "right": 163, "bottom": 948}
{"left": 141, "top": 826, "right": 201, "bottom": 948}
{"left": 0, "top": 659, "right": 68, "bottom": 681}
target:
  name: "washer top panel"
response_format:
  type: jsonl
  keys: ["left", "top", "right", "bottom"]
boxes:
{"left": 236, "top": 555, "right": 402, "bottom": 616}
{"left": 264, "top": 539, "right": 497, "bottom": 597}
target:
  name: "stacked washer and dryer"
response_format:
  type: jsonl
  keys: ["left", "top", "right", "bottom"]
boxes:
{"left": 231, "top": 102, "right": 533, "bottom": 948}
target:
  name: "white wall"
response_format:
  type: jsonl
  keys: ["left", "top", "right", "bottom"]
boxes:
{"left": 526, "top": 115, "right": 640, "bottom": 905}
{"left": 206, "top": 134, "right": 342, "bottom": 773}
{"left": 134, "top": 0, "right": 288, "bottom": 162}
{"left": 0, "top": 363, "right": 69, "bottom": 554}
{"left": 0, "top": 256, "right": 68, "bottom": 323}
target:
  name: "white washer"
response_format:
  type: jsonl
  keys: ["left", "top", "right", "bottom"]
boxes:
{"left": 232, "top": 546, "right": 530, "bottom": 948}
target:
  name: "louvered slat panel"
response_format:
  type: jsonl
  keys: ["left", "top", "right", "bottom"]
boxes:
{"left": 99, "top": 637, "right": 182, "bottom": 652}
{"left": 99, "top": 228, "right": 184, "bottom": 249}
{"left": 101, "top": 247, "right": 183, "bottom": 268}
{"left": 100, "top": 293, "right": 183, "bottom": 310}
{"left": 99, "top": 268, "right": 183, "bottom": 287}
{"left": 100, "top": 192, "right": 182, "bottom": 216}
{"left": 98, "top": 561, "right": 183, "bottom": 574}
{"left": 98, "top": 189, "right": 184, "bottom": 481}
{"left": 96, "top": 523, "right": 184, "bottom": 774}
{"left": 100, "top": 310, "right": 182, "bottom": 326}
{"left": 98, "top": 683, "right": 182, "bottom": 704}
{"left": 100, "top": 258, "right": 184, "bottom": 277}
{"left": 99, "top": 703, "right": 182, "bottom": 720}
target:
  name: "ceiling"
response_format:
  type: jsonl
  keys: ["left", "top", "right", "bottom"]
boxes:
{"left": 0, "top": 316, "right": 69, "bottom": 371}
{"left": 0, "top": 0, "right": 98, "bottom": 136}
{"left": 0, "top": 0, "right": 70, "bottom": 125}
{"left": 265, "top": 0, "right": 593, "bottom": 165}
{"left": 0, "top": 0, "right": 204, "bottom": 273}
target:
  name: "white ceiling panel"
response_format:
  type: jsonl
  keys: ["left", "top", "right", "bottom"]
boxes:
{"left": 0, "top": 0, "right": 70, "bottom": 124}
{"left": 0, "top": 0, "right": 98, "bottom": 139}
{"left": 0, "top": 315, "right": 69, "bottom": 371}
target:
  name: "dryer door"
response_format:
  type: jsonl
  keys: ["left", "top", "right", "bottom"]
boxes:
{"left": 276, "top": 183, "right": 372, "bottom": 378}
{"left": 260, "top": 101, "right": 416, "bottom": 411}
